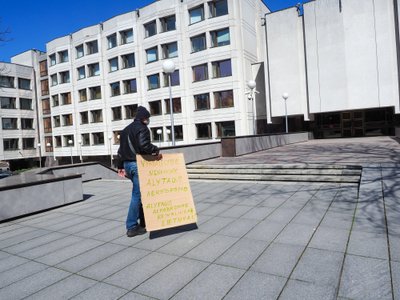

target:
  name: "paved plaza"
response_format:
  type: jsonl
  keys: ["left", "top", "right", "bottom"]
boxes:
{"left": 0, "top": 137, "right": 399, "bottom": 299}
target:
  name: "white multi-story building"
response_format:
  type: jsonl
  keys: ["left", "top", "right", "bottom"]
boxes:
{"left": 43, "top": 0, "right": 268, "bottom": 161}
{"left": 0, "top": 57, "right": 40, "bottom": 165}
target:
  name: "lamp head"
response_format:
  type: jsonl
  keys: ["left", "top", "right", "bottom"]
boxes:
{"left": 247, "top": 80, "right": 256, "bottom": 89}
{"left": 162, "top": 59, "right": 175, "bottom": 73}
{"left": 156, "top": 129, "right": 162, "bottom": 134}
{"left": 282, "top": 93, "right": 289, "bottom": 100}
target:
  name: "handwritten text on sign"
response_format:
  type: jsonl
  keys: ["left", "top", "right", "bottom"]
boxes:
{"left": 137, "top": 153, "right": 197, "bottom": 231}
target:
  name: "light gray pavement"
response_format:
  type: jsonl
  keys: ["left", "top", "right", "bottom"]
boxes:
{"left": 0, "top": 136, "right": 399, "bottom": 299}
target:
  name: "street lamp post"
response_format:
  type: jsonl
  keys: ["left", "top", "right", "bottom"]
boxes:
{"left": 162, "top": 59, "right": 176, "bottom": 146}
{"left": 37, "top": 143, "right": 42, "bottom": 169}
{"left": 282, "top": 93, "right": 289, "bottom": 133}
{"left": 78, "top": 140, "right": 83, "bottom": 163}
{"left": 108, "top": 135, "right": 113, "bottom": 168}
{"left": 68, "top": 139, "right": 73, "bottom": 164}
{"left": 247, "top": 80, "right": 257, "bottom": 135}
{"left": 156, "top": 129, "right": 162, "bottom": 147}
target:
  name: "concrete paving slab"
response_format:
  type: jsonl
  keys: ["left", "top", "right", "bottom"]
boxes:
{"left": 104, "top": 252, "right": 178, "bottom": 290}
{"left": 197, "top": 216, "right": 235, "bottom": 234}
{"left": 78, "top": 247, "right": 150, "bottom": 281}
{"left": 244, "top": 219, "right": 286, "bottom": 242}
{"left": 240, "top": 206, "right": 274, "bottom": 220}
{"left": 184, "top": 234, "right": 239, "bottom": 262}
{"left": 251, "top": 242, "right": 305, "bottom": 277}
{"left": 157, "top": 231, "right": 211, "bottom": 256}
{"left": 279, "top": 279, "right": 337, "bottom": 300}
{"left": 224, "top": 271, "right": 286, "bottom": 300}
{"left": 338, "top": 255, "right": 392, "bottom": 299}
{"left": 171, "top": 264, "right": 244, "bottom": 300}
{"left": 119, "top": 291, "right": 157, "bottom": 300}
{"left": 347, "top": 231, "right": 389, "bottom": 260}
{"left": 215, "top": 238, "right": 269, "bottom": 270}
{"left": 392, "top": 261, "right": 400, "bottom": 300}
{"left": 0, "top": 267, "right": 71, "bottom": 299}
{"left": 0, "top": 261, "right": 48, "bottom": 289}
{"left": 274, "top": 223, "right": 316, "bottom": 246}
{"left": 134, "top": 257, "right": 208, "bottom": 299}
{"left": 219, "top": 205, "right": 253, "bottom": 218}
{"left": 0, "top": 254, "right": 29, "bottom": 273}
{"left": 56, "top": 242, "right": 125, "bottom": 273}
{"left": 218, "top": 218, "right": 259, "bottom": 238}
{"left": 3, "top": 231, "right": 66, "bottom": 254}
{"left": 267, "top": 208, "right": 300, "bottom": 224}
{"left": 71, "top": 282, "right": 128, "bottom": 300}
{"left": 309, "top": 226, "right": 350, "bottom": 253}
{"left": 291, "top": 247, "right": 344, "bottom": 287}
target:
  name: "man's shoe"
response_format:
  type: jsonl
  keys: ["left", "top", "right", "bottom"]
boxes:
{"left": 126, "top": 226, "right": 147, "bottom": 237}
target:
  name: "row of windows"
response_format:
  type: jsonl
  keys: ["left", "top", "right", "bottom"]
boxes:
{"left": 0, "top": 76, "right": 31, "bottom": 90}
{"left": 1, "top": 97, "right": 33, "bottom": 110}
{"left": 53, "top": 132, "right": 105, "bottom": 147}
{"left": 49, "top": 40, "right": 99, "bottom": 66}
{"left": 2, "top": 118, "right": 34, "bottom": 130}
{"left": 3, "top": 138, "right": 36, "bottom": 151}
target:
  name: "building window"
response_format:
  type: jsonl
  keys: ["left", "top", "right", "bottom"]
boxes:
{"left": 3, "top": 139, "right": 19, "bottom": 151}
{"left": 0, "top": 97, "right": 16, "bottom": 109}
{"left": 189, "top": 5, "right": 204, "bottom": 24}
{"left": 125, "top": 104, "right": 138, "bottom": 119}
{"left": 192, "top": 64, "right": 208, "bottom": 82}
{"left": 194, "top": 93, "right": 210, "bottom": 110}
{"left": 45, "top": 137, "right": 53, "bottom": 152}
{"left": 53, "top": 115, "right": 61, "bottom": 127}
{"left": 88, "top": 63, "right": 100, "bottom": 77}
{"left": 80, "top": 111, "right": 89, "bottom": 124}
{"left": 164, "top": 98, "right": 182, "bottom": 114}
{"left": 20, "top": 98, "right": 32, "bottom": 110}
{"left": 42, "top": 99, "right": 50, "bottom": 115}
{"left": 144, "top": 20, "right": 157, "bottom": 38}
{"left": 0, "top": 76, "right": 14, "bottom": 88}
{"left": 63, "top": 135, "right": 74, "bottom": 147}
{"left": 21, "top": 118, "right": 34, "bottom": 129}
{"left": 120, "top": 29, "right": 133, "bottom": 44}
{"left": 190, "top": 33, "right": 207, "bottom": 53}
{"left": 61, "top": 92, "right": 71, "bottom": 105}
{"left": 89, "top": 86, "right": 102, "bottom": 100}
{"left": 216, "top": 121, "right": 235, "bottom": 137}
{"left": 110, "top": 82, "right": 120, "bottom": 97}
{"left": 107, "top": 33, "right": 117, "bottom": 49}
{"left": 112, "top": 107, "right": 122, "bottom": 121}
{"left": 211, "top": 28, "right": 230, "bottom": 47}
{"left": 81, "top": 133, "right": 90, "bottom": 146}
{"left": 60, "top": 71, "right": 70, "bottom": 84}
{"left": 86, "top": 40, "right": 99, "bottom": 55}
{"left": 147, "top": 74, "right": 160, "bottom": 90}
{"left": 49, "top": 54, "right": 56, "bottom": 66}
{"left": 212, "top": 59, "right": 232, "bottom": 78}
{"left": 121, "top": 53, "right": 135, "bottom": 68}
{"left": 162, "top": 42, "right": 178, "bottom": 58}
{"left": 18, "top": 78, "right": 31, "bottom": 90}
{"left": 77, "top": 66, "right": 85, "bottom": 80}
{"left": 91, "top": 109, "right": 103, "bottom": 123}
{"left": 58, "top": 50, "right": 69, "bottom": 63}
{"left": 39, "top": 61, "right": 48, "bottom": 76}
{"left": 22, "top": 138, "right": 35, "bottom": 149}
{"left": 76, "top": 44, "right": 84, "bottom": 58}
{"left": 214, "top": 89, "right": 234, "bottom": 108}
{"left": 209, "top": 0, "right": 228, "bottom": 18}
{"left": 160, "top": 15, "right": 176, "bottom": 32}
{"left": 150, "top": 127, "right": 163, "bottom": 142}
{"left": 54, "top": 136, "right": 62, "bottom": 147}
{"left": 50, "top": 74, "right": 58, "bottom": 86}
{"left": 113, "top": 131, "right": 121, "bottom": 145}
{"left": 43, "top": 117, "right": 52, "bottom": 133}
{"left": 146, "top": 47, "right": 158, "bottom": 63}
{"left": 164, "top": 70, "right": 180, "bottom": 86}
{"left": 166, "top": 125, "right": 183, "bottom": 141}
{"left": 41, "top": 80, "right": 49, "bottom": 95}
{"left": 149, "top": 100, "right": 162, "bottom": 116}
{"left": 2, "top": 118, "right": 18, "bottom": 129}
{"left": 52, "top": 95, "right": 59, "bottom": 107}
{"left": 62, "top": 114, "right": 73, "bottom": 126}
{"left": 196, "top": 123, "right": 212, "bottom": 139}
{"left": 79, "top": 89, "right": 87, "bottom": 102}
{"left": 123, "top": 79, "right": 137, "bottom": 94}
{"left": 92, "top": 132, "right": 104, "bottom": 145}
{"left": 109, "top": 57, "right": 119, "bottom": 72}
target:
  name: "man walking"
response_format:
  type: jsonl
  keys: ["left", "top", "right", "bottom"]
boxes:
{"left": 117, "top": 106, "right": 162, "bottom": 237}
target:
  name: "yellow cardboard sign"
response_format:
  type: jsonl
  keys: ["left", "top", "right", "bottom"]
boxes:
{"left": 137, "top": 153, "right": 197, "bottom": 231}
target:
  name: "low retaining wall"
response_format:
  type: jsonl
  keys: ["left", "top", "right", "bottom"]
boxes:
{"left": 0, "top": 173, "right": 83, "bottom": 222}
{"left": 160, "top": 142, "right": 221, "bottom": 164}
{"left": 221, "top": 132, "right": 309, "bottom": 157}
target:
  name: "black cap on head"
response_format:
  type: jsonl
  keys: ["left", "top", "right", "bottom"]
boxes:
{"left": 135, "top": 106, "right": 150, "bottom": 120}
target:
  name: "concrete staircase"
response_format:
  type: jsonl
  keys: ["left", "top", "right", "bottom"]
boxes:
{"left": 186, "top": 164, "right": 362, "bottom": 184}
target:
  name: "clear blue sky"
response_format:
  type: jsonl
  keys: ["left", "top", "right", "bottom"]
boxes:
{"left": 0, "top": 0, "right": 301, "bottom": 62}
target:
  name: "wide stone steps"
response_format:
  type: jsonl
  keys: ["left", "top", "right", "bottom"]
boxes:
{"left": 186, "top": 164, "right": 362, "bottom": 183}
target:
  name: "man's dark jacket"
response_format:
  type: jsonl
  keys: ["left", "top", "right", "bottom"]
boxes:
{"left": 117, "top": 119, "right": 159, "bottom": 169}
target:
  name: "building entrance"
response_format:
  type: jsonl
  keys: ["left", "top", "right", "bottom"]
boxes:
{"left": 341, "top": 111, "right": 364, "bottom": 137}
